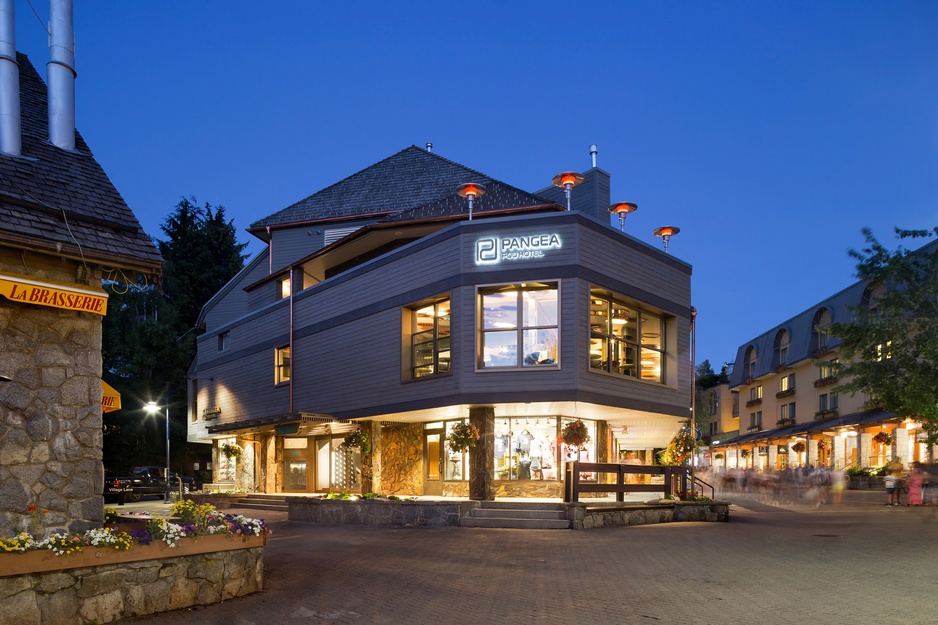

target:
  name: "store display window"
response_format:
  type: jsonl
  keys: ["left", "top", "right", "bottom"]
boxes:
{"left": 493, "top": 417, "right": 596, "bottom": 481}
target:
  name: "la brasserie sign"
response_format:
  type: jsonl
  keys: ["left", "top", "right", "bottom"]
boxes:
{"left": 475, "top": 233, "right": 561, "bottom": 265}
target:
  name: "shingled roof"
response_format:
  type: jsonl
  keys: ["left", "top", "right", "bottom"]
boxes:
{"left": 0, "top": 53, "right": 161, "bottom": 277}
{"left": 248, "top": 145, "right": 558, "bottom": 236}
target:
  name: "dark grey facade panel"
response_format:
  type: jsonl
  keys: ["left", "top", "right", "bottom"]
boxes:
{"left": 270, "top": 226, "right": 325, "bottom": 271}
{"left": 203, "top": 257, "right": 271, "bottom": 331}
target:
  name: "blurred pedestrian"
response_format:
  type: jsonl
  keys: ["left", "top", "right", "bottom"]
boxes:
{"left": 907, "top": 462, "right": 925, "bottom": 506}
{"left": 885, "top": 457, "right": 904, "bottom": 506}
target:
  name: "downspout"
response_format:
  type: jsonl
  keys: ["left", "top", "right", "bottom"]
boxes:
{"left": 266, "top": 226, "right": 272, "bottom": 274}
{"left": 0, "top": 0, "right": 21, "bottom": 156}
{"left": 690, "top": 306, "right": 697, "bottom": 490}
{"left": 48, "top": 0, "right": 76, "bottom": 151}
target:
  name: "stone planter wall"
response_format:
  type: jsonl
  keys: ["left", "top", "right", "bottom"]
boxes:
{"left": 289, "top": 497, "right": 472, "bottom": 527}
{"left": 0, "top": 537, "right": 264, "bottom": 625}
{"left": 571, "top": 501, "right": 730, "bottom": 530}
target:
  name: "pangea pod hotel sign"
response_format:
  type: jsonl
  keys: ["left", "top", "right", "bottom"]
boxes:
{"left": 475, "top": 233, "right": 562, "bottom": 265}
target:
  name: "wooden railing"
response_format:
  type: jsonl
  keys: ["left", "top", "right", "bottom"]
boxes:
{"left": 563, "top": 462, "right": 691, "bottom": 503}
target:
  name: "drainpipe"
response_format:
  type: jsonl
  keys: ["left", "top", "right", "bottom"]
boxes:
{"left": 289, "top": 264, "right": 294, "bottom": 414}
{"left": 690, "top": 306, "right": 697, "bottom": 491}
{"left": 0, "top": 0, "right": 20, "bottom": 156}
{"left": 48, "top": 0, "right": 76, "bottom": 151}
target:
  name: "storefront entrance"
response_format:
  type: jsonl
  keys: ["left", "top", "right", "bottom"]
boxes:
{"left": 282, "top": 435, "right": 362, "bottom": 493}
{"left": 424, "top": 428, "right": 443, "bottom": 496}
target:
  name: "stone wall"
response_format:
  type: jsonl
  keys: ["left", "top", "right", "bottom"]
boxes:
{"left": 379, "top": 424, "right": 422, "bottom": 495}
{"left": 0, "top": 262, "right": 105, "bottom": 538}
{"left": 0, "top": 547, "right": 263, "bottom": 625}
{"left": 572, "top": 501, "right": 731, "bottom": 529}
{"left": 288, "top": 497, "right": 469, "bottom": 527}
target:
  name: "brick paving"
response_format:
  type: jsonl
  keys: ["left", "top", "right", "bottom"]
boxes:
{"left": 117, "top": 491, "right": 938, "bottom": 625}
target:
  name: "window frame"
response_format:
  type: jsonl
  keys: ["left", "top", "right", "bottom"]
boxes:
{"left": 478, "top": 282, "right": 560, "bottom": 370}
{"left": 589, "top": 287, "right": 667, "bottom": 383}
{"left": 408, "top": 297, "right": 452, "bottom": 380}
{"left": 275, "top": 345, "right": 291, "bottom": 385}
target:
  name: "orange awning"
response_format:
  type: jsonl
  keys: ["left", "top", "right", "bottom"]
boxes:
{"left": 102, "top": 380, "right": 121, "bottom": 413}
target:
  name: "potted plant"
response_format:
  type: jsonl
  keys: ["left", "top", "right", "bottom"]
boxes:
{"left": 447, "top": 422, "right": 480, "bottom": 453}
{"left": 340, "top": 427, "right": 371, "bottom": 455}
{"left": 873, "top": 431, "right": 893, "bottom": 446}
{"left": 221, "top": 442, "right": 243, "bottom": 460}
{"left": 791, "top": 442, "right": 806, "bottom": 454}
{"left": 560, "top": 419, "right": 591, "bottom": 451}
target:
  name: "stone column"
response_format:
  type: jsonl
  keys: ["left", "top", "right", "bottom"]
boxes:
{"left": 857, "top": 432, "right": 872, "bottom": 469}
{"left": 831, "top": 436, "right": 843, "bottom": 470}
{"left": 468, "top": 406, "right": 495, "bottom": 501}
{"left": 767, "top": 445, "right": 777, "bottom": 471}
{"left": 360, "top": 421, "right": 382, "bottom": 494}
{"left": 807, "top": 438, "right": 819, "bottom": 468}
{"left": 894, "top": 427, "right": 911, "bottom": 467}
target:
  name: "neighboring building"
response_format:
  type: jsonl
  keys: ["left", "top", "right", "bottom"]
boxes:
{"left": 696, "top": 382, "right": 739, "bottom": 469}
{"left": 187, "top": 146, "right": 694, "bottom": 499}
{"left": 715, "top": 264, "right": 935, "bottom": 471}
{"left": 0, "top": 37, "right": 161, "bottom": 536}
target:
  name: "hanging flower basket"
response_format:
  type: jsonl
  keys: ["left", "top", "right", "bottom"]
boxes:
{"left": 221, "top": 443, "right": 243, "bottom": 460}
{"left": 791, "top": 442, "right": 806, "bottom": 454}
{"left": 447, "top": 423, "right": 480, "bottom": 453}
{"left": 340, "top": 428, "right": 371, "bottom": 456}
{"left": 740, "top": 449, "right": 752, "bottom": 459}
{"left": 560, "top": 419, "right": 591, "bottom": 450}
{"left": 873, "top": 431, "right": 893, "bottom": 446}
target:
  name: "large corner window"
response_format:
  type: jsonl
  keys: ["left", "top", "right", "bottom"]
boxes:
{"left": 410, "top": 298, "right": 451, "bottom": 378}
{"left": 589, "top": 288, "right": 665, "bottom": 382}
{"left": 480, "top": 283, "right": 558, "bottom": 368}
{"left": 275, "top": 346, "right": 291, "bottom": 384}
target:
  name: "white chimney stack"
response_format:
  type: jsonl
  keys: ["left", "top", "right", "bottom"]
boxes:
{"left": 48, "top": 0, "right": 76, "bottom": 151}
{"left": 0, "top": 0, "right": 21, "bottom": 156}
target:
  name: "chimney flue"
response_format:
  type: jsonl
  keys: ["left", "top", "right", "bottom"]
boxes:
{"left": 48, "top": 0, "right": 76, "bottom": 151}
{"left": 0, "top": 0, "right": 21, "bottom": 156}
{"left": 426, "top": 142, "right": 433, "bottom": 152}
{"left": 589, "top": 144, "right": 598, "bottom": 168}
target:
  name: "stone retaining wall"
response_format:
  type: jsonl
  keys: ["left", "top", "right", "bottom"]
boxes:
{"left": 0, "top": 547, "right": 263, "bottom": 625}
{"left": 288, "top": 497, "right": 472, "bottom": 527}
{"left": 572, "top": 501, "right": 730, "bottom": 529}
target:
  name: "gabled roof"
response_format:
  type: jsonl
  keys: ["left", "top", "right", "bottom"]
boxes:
{"left": 248, "top": 145, "right": 556, "bottom": 237}
{"left": 0, "top": 53, "right": 161, "bottom": 276}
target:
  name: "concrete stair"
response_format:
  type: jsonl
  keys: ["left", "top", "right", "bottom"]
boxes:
{"left": 460, "top": 502, "right": 570, "bottom": 529}
{"left": 233, "top": 494, "right": 289, "bottom": 513}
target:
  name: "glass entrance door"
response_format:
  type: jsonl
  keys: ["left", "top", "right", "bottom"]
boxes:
{"left": 425, "top": 429, "right": 443, "bottom": 496}
{"left": 283, "top": 438, "right": 309, "bottom": 491}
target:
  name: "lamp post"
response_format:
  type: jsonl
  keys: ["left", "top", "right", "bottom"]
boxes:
{"left": 455, "top": 183, "right": 486, "bottom": 221}
{"left": 145, "top": 382, "right": 172, "bottom": 504}
{"left": 653, "top": 225, "right": 680, "bottom": 253}
{"left": 551, "top": 171, "right": 584, "bottom": 211}
{"left": 608, "top": 202, "right": 638, "bottom": 232}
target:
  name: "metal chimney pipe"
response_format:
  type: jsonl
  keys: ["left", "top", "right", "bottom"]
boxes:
{"left": 589, "top": 144, "right": 597, "bottom": 168}
{"left": 48, "top": 0, "right": 76, "bottom": 151}
{"left": 0, "top": 0, "right": 21, "bottom": 156}
{"left": 426, "top": 142, "right": 433, "bottom": 152}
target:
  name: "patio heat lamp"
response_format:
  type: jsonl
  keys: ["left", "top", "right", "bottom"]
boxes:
{"left": 455, "top": 183, "right": 486, "bottom": 221}
{"left": 608, "top": 202, "right": 638, "bottom": 232}
{"left": 653, "top": 225, "right": 680, "bottom": 253}
{"left": 551, "top": 171, "right": 584, "bottom": 211}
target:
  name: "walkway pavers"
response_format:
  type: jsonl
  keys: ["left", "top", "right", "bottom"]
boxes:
{"left": 116, "top": 491, "right": 938, "bottom": 625}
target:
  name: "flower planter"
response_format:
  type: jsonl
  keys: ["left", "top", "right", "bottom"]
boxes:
{"left": 0, "top": 533, "right": 266, "bottom": 578}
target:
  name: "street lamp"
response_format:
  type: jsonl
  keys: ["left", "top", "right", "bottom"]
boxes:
{"left": 145, "top": 382, "right": 171, "bottom": 504}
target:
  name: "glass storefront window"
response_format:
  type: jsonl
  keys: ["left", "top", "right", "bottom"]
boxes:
{"left": 445, "top": 421, "right": 469, "bottom": 480}
{"left": 217, "top": 436, "right": 237, "bottom": 482}
{"left": 284, "top": 437, "right": 308, "bottom": 491}
{"left": 411, "top": 298, "right": 451, "bottom": 378}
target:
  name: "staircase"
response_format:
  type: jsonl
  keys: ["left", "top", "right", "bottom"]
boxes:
{"left": 232, "top": 494, "right": 289, "bottom": 513}
{"left": 460, "top": 502, "right": 570, "bottom": 529}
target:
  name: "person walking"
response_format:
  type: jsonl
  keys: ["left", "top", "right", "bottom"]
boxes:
{"left": 907, "top": 462, "right": 925, "bottom": 506}
{"left": 885, "top": 458, "right": 904, "bottom": 506}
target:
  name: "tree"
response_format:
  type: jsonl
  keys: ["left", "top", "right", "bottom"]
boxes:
{"left": 826, "top": 227, "right": 938, "bottom": 442}
{"left": 101, "top": 198, "right": 248, "bottom": 473}
{"left": 696, "top": 359, "right": 728, "bottom": 389}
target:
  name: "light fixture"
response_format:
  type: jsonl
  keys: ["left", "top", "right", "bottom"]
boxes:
{"left": 551, "top": 171, "right": 584, "bottom": 210}
{"left": 455, "top": 183, "right": 486, "bottom": 221}
{"left": 145, "top": 386, "right": 173, "bottom": 504}
{"left": 608, "top": 202, "right": 638, "bottom": 232}
{"left": 653, "top": 225, "right": 680, "bottom": 253}
{"left": 0, "top": 374, "right": 11, "bottom": 383}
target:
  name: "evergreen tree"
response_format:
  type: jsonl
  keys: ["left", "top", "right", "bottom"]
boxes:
{"left": 101, "top": 198, "right": 248, "bottom": 474}
{"left": 827, "top": 227, "right": 938, "bottom": 443}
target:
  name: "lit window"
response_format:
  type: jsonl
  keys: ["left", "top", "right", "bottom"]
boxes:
{"left": 589, "top": 287, "right": 665, "bottom": 382}
{"left": 780, "top": 373, "right": 795, "bottom": 392}
{"left": 278, "top": 276, "right": 291, "bottom": 300}
{"left": 750, "top": 385, "right": 763, "bottom": 401}
{"left": 409, "top": 298, "right": 451, "bottom": 379}
{"left": 275, "top": 346, "right": 291, "bottom": 384}
{"left": 480, "top": 283, "right": 558, "bottom": 368}
{"left": 779, "top": 403, "right": 796, "bottom": 421}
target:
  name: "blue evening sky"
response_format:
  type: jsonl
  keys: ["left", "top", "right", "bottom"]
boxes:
{"left": 11, "top": 0, "right": 938, "bottom": 368}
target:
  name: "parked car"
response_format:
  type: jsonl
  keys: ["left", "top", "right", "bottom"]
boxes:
{"left": 104, "top": 466, "right": 194, "bottom": 503}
